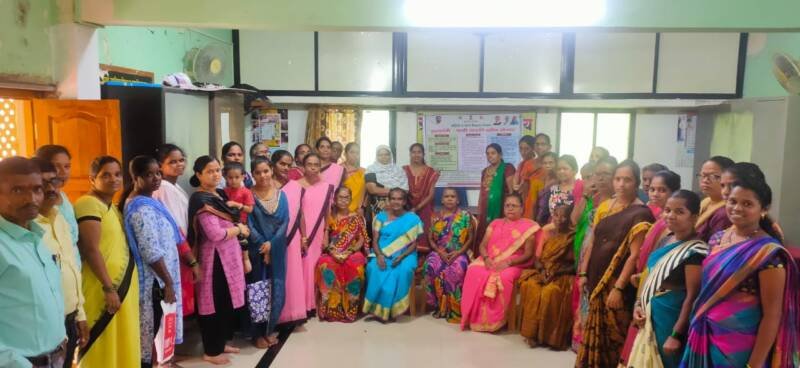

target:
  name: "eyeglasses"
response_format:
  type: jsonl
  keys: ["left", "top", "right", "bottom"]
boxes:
{"left": 696, "top": 173, "right": 721, "bottom": 182}
{"left": 42, "top": 178, "right": 64, "bottom": 188}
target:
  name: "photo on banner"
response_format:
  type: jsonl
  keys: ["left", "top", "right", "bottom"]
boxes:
{"left": 251, "top": 109, "right": 289, "bottom": 151}
{"left": 417, "top": 112, "right": 536, "bottom": 187}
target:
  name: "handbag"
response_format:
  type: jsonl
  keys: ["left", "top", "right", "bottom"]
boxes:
{"left": 246, "top": 266, "right": 272, "bottom": 324}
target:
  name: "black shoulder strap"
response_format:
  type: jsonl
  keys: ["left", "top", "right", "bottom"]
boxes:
{"left": 307, "top": 184, "right": 334, "bottom": 242}
{"left": 286, "top": 188, "right": 305, "bottom": 244}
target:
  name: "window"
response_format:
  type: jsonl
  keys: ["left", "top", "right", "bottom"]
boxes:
{"left": 359, "top": 110, "right": 391, "bottom": 166}
{"left": 559, "top": 112, "right": 631, "bottom": 170}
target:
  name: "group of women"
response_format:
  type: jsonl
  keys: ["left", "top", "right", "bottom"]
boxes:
{"left": 46, "top": 131, "right": 799, "bottom": 368}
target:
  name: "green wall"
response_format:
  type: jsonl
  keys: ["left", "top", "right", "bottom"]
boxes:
{"left": 744, "top": 33, "right": 800, "bottom": 98}
{"left": 0, "top": 0, "right": 57, "bottom": 84}
{"left": 98, "top": 26, "right": 234, "bottom": 86}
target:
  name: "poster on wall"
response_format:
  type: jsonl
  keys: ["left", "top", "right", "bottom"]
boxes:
{"left": 420, "top": 112, "right": 535, "bottom": 187}
{"left": 675, "top": 113, "right": 696, "bottom": 168}
{"left": 251, "top": 109, "right": 289, "bottom": 150}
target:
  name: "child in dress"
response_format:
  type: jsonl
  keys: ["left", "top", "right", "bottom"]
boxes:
{"left": 223, "top": 162, "right": 255, "bottom": 272}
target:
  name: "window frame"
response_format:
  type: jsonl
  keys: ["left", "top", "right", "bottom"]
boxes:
{"left": 556, "top": 109, "right": 636, "bottom": 163}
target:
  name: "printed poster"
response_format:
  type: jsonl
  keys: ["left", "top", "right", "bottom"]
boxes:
{"left": 676, "top": 113, "right": 696, "bottom": 168}
{"left": 251, "top": 109, "right": 289, "bottom": 150}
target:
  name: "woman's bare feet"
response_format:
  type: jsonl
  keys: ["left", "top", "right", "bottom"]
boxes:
{"left": 202, "top": 354, "right": 230, "bottom": 365}
{"left": 525, "top": 338, "right": 539, "bottom": 348}
{"left": 224, "top": 345, "right": 241, "bottom": 354}
{"left": 254, "top": 337, "right": 270, "bottom": 349}
{"left": 267, "top": 334, "right": 280, "bottom": 346}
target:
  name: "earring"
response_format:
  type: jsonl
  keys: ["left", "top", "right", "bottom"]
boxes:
{"left": 761, "top": 213, "right": 766, "bottom": 219}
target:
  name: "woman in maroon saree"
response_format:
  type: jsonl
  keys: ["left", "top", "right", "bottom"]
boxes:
{"left": 404, "top": 143, "right": 439, "bottom": 253}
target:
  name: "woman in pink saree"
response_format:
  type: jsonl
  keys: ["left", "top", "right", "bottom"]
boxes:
{"left": 461, "top": 194, "right": 540, "bottom": 332}
{"left": 317, "top": 137, "right": 345, "bottom": 190}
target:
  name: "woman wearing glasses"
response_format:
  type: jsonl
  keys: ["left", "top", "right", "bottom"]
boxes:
{"left": 695, "top": 156, "right": 734, "bottom": 242}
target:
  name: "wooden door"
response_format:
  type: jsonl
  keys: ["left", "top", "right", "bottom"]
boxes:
{"left": 31, "top": 100, "right": 121, "bottom": 201}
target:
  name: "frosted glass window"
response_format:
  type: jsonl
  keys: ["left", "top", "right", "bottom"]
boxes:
{"left": 407, "top": 32, "right": 481, "bottom": 92}
{"left": 360, "top": 110, "right": 391, "bottom": 166}
{"left": 318, "top": 32, "right": 393, "bottom": 92}
{"left": 559, "top": 113, "right": 595, "bottom": 170}
{"left": 656, "top": 33, "right": 740, "bottom": 94}
{"left": 239, "top": 31, "right": 315, "bottom": 91}
{"left": 574, "top": 33, "right": 656, "bottom": 93}
{"left": 595, "top": 113, "right": 631, "bottom": 161}
{"left": 483, "top": 32, "right": 562, "bottom": 93}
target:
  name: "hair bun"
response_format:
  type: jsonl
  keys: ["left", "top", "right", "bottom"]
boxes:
{"left": 189, "top": 174, "right": 201, "bottom": 188}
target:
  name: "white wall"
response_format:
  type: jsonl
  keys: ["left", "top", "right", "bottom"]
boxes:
{"left": 164, "top": 92, "right": 211, "bottom": 189}
{"left": 633, "top": 114, "right": 695, "bottom": 188}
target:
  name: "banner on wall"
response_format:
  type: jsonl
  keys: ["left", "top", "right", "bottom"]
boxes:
{"left": 251, "top": 109, "right": 289, "bottom": 151}
{"left": 418, "top": 112, "right": 536, "bottom": 187}
{"left": 675, "top": 113, "right": 696, "bottom": 168}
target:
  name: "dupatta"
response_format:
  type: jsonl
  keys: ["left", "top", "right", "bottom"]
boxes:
{"left": 187, "top": 189, "right": 238, "bottom": 246}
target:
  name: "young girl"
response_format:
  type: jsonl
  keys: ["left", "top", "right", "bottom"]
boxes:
{"left": 223, "top": 162, "right": 254, "bottom": 275}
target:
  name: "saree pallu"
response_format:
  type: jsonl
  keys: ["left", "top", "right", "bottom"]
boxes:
{"left": 321, "top": 163, "right": 345, "bottom": 190}
{"left": 517, "top": 159, "right": 545, "bottom": 219}
{"left": 278, "top": 181, "right": 308, "bottom": 324}
{"left": 424, "top": 210, "right": 473, "bottom": 323}
{"left": 344, "top": 167, "right": 366, "bottom": 213}
{"left": 476, "top": 162, "right": 516, "bottom": 247}
{"left": 694, "top": 198, "right": 729, "bottom": 243}
{"left": 301, "top": 181, "right": 334, "bottom": 312}
{"left": 680, "top": 236, "right": 800, "bottom": 368}
{"left": 627, "top": 239, "right": 708, "bottom": 368}
{"left": 404, "top": 165, "right": 440, "bottom": 253}
{"left": 363, "top": 211, "right": 423, "bottom": 321}
{"left": 461, "top": 218, "right": 540, "bottom": 332}
{"left": 75, "top": 195, "right": 141, "bottom": 368}
{"left": 577, "top": 202, "right": 654, "bottom": 368}
{"left": 519, "top": 231, "right": 576, "bottom": 349}
{"left": 316, "top": 214, "right": 369, "bottom": 322}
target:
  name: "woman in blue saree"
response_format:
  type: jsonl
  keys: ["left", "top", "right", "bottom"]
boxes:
{"left": 363, "top": 188, "right": 423, "bottom": 322}
{"left": 627, "top": 190, "right": 707, "bottom": 368}
{"left": 247, "top": 158, "right": 289, "bottom": 348}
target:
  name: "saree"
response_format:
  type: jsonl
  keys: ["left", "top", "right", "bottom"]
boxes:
{"left": 344, "top": 167, "right": 366, "bottom": 213}
{"left": 300, "top": 180, "right": 335, "bottom": 312}
{"left": 124, "top": 196, "right": 184, "bottom": 364}
{"left": 315, "top": 214, "right": 369, "bottom": 322}
{"left": 694, "top": 198, "right": 730, "bottom": 242}
{"left": 517, "top": 158, "right": 546, "bottom": 219}
{"left": 571, "top": 195, "right": 595, "bottom": 351}
{"left": 680, "top": 234, "right": 800, "bottom": 368}
{"left": 363, "top": 211, "right": 423, "bottom": 321}
{"left": 424, "top": 209, "right": 473, "bottom": 323}
{"left": 247, "top": 190, "right": 289, "bottom": 335}
{"left": 278, "top": 180, "right": 308, "bottom": 324}
{"left": 476, "top": 162, "right": 516, "bottom": 245}
{"left": 577, "top": 201, "right": 654, "bottom": 368}
{"left": 404, "top": 165, "right": 440, "bottom": 252}
{"left": 321, "top": 162, "right": 345, "bottom": 190}
{"left": 75, "top": 195, "right": 140, "bottom": 368}
{"left": 461, "top": 218, "right": 540, "bottom": 332}
{"left": 627, "top": 239, "right": 708, "bottom": 368}
{"left": 519, "top": 230, "right": 576, "bottom": 349}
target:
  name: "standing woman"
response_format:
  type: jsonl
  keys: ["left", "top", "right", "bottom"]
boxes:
{"left": 152, "top": 144, "right": 200, "bottom": 317}
{"left": 424, "top": 187, "right": 476, "bottom": 323}
{"left": 461, "top": 194, "right": 539, "bottom": 332}
{"left": 75, "top": 156, "right": 140, "bottom": 367}
{"left": 187, "top": 156, "right": 248, "bottom": 365}
{"left": 278, "top": 161, "right": 309, "bottom": 326}
{"left": 403, "top": 143, "right": 440, "bottom": 253}
{"left": 342, "top": 143, "right": 366, "bottom": 213}
{"left": 576, "top": 160, "right": 655, "bottom": 368}
{"left": 315, "top": 187, "right": 369, "bottom": 322}
{"left": 121, "top": 156, "right": 184, "bottom": 367}
{"left": 620, "top": 170, "right": 681, "bottom": 365}
{"left": 296, "top": 154, "right": 335, "bottom": 314}
{"left": 363, "top": 188, "right": 423, "bottom": 322}
{"left": 536, "top": 154, "right": 582, "bottom": 225}
{"left": 219, "top": 141, "right": 254, "bottom": 189}
{"left": 316, "top": 137, "right": 345, "bottom": 189}
{"left": 513, "top": 135, "right": 546, "bottom": 220}
{"left": 476, "top": 143, "right": 516, "bottom": 245}
{"left": 589, "top": 147, "right": 610, "bottom": 165}
{"left": 35, "top": 145, "right": 80, "bottom": 266}
{"left": 365, "top": 145, "right": 408, "bottom": 225}
{"left": 270, "top": 150, "right": 294, "bottom": 189}
{"left": 247, "top": 158, "right": 289, "bottom": 348}
{"left": 288, "top": 144, "right": 311, "bottom": 180}
{"left": 681, "top": 177, "right": 799, "bottom": 367}
{"left": 626, "top": 190, "right": 708, "bottom": 368}
{"left": 694, "top": 156, "right": 734, "bottom": 242}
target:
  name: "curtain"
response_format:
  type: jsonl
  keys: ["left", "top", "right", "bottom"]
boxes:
{"left": 304, "top": 106, "right": 362, "bottom": 147}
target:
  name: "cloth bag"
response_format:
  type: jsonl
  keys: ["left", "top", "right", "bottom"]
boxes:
{"left": 155, "top": 301, "right": 178, "bottom": 364}
{"left": 246, "top": 267, "right": 272, "bottom": 323}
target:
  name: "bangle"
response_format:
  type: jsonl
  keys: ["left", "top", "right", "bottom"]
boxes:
{"left": 187, "top": 260, "right": 199, "bottom": 267}
{"left": 578, "top": 272, "right": 587, "bottom": 277}
{"left": 102, "top": 285, "right": 116, "bottom": 293}
{"left": 613, "top": 285, "right": 625, "bottom": 292}
{"left": 670, "top": 330, "right": 685, "bottom": 340}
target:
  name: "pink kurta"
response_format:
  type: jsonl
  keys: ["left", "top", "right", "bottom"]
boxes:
{"left": 300, "top": 180, "right": 334, "bottom": 311}
{"left": 196, "top": 212, "right": 245, "bottom": 315}
{"left": 279, "top": 181, "right": 308, "bottom": 323}
{"left": 320, "top": 163, "right": 345, "bottom": 190}
{"left": 461, "top": 218, "right": 539, "bottom": 332}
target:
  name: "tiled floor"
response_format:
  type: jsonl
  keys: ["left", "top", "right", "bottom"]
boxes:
{"left": 176, "top": 315, "right": 576, "bottom": 367}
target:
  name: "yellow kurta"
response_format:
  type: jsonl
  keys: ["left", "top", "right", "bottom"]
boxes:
{"left": 75, "top": 195, "right": 140, "bottom": 367}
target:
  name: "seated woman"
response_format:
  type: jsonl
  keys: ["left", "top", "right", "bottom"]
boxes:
{"left": 365, "top": 145, "right": 408, "bottom": 226}
{"left": 461, "top": 194, "right": 540, "bottom": 333}
{"left": 363, "top": 188, "right": 423, "bottom": 322}
{"left": 315, "top": 187, "right": 370, "bottom": 322}
{"left": 424, "top": 187, "right": 476, "bottom": 323}
{"left": 627, "top": 190, "right": 708, "bottom": 368}
{"left": 682, "top": 176, "right": 799, "bottom": 367}
{"left": 519, "top": 204, "right": 575, "bottom": 350}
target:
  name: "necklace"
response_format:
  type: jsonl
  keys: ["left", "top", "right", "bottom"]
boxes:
{"left": 717, "top": 226, "right": 762, "bottom": 253}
